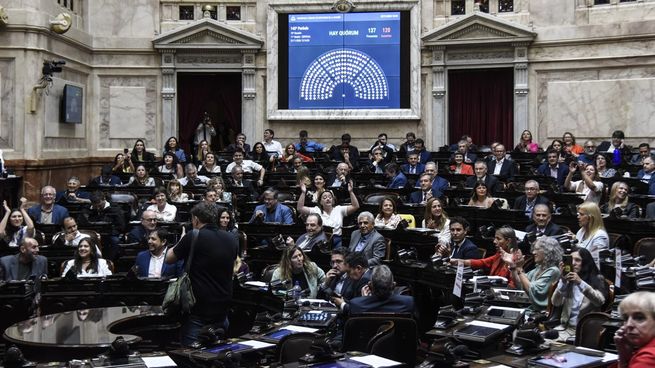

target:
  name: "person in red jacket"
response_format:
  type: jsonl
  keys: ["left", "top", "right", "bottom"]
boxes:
{"left": 613, "top": 291, "right": 655, "bottom": 368}
{"left": 449, "top": 226, "right": 516, "bottom": 288}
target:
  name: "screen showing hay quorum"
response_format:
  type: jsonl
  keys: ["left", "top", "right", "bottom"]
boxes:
{"left": 284, "top": 11, "right": 409, "bottom": 110}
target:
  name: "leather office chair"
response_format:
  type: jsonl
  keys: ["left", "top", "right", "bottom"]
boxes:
{"left": 275, "top": 332, "right": 318, "bottom": 364}
{"left": 575, "top": 312, "right": 610, "bottom": 350}
{"left": 364, "top": 193, "right": 399, "bottom": 206}
{"left": 343, "top": 314, "right": 417, "bottom": 366}
{"left": 260, "top": 264, "right": 279, "bottom": 283}
{"left": 633, "top": 237, "right": 655, "bottom": 264}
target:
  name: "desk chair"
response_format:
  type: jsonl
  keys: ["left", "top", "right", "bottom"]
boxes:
{"left": 633, "top": 237, "right": 655, "bottom": 264}
{"left": 260, "top": 264, "right": 278, "bottom": 283}
{"left": 275, "top": 332, "right": 318, "bottom": 364}
{"left": 575, "top": 312, "right": 610, "bottom": 350}
{"left": 343, "top": 314, "right": 417, "bottom": 366}
{"left": 364, "top": 193, "right": 400, "bottom": 206}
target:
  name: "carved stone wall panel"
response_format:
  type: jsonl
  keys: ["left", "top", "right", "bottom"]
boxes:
{"left": 0, "top": 59, "right": 15, "bottom": 149}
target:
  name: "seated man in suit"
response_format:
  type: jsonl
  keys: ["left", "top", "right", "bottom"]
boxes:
{"left": 513, "top": 180, "right": 551, "bottom": 218}
{"left": 56, "top": 176, "right": 91, "bottom": 204}
{"left": 135, "top": 228, "right": 183, "bottom": 278}
{"left": 486, "top": 144, "right": 516, "bottom": 181}
{"left": 630, "top": 143, "right": 655, "bottom": 166}
{"left": 401, "top": 152, "right": 425, "bottom": 176}
{"left": 409, "top": 173, "right": 438, "bottom": 204}
{"left": 412, "top": 138, "right": 431, "bottom": 164}
{"left": 465, "top": 161, "right": 500, "bottom": 195}
{"left": 80, "top": 191, "right": 126, "bottom": 261}
{"left": 366, "top": 147, "right": 387, "bottom": 174}
{"left": 285, "top": 213, "right": 327, "bottom": 251}
{"left": 520, "top": 204, "right": 566, "bottom": 254}
{"left": 348, "top": 212, "right": 386, "bottom": 267}
{"left": 127, "top": 210, "right": 158, "bottom": 246}
{"left": 249, "top": 188, "right": 294, "bottom": 224}
{"left": 89, "top": 164, "right": 122, "bottom": 186}
{"left": 384, "top": 163, "right": 407, "bottom": 189}
{"left": 27, "top": 185, "right": 70, "bottom": 225}
{"left": 178, "top": 163, "right": 210, "bottom": 187}
{"left": 332, "top": 251, "right": 373, "bottom": 310}
{"left": 228, "top": 166, "right": 257, "bottom": 201}
{"left": 0, "top": 237, "right": 47, "bottom": 281}
{"left": 597, "top": 129, "right": 631, "bottom": 164}
{"left": 328, "top": 162, "right": 353, "bottom": 189}
{"left": 435, "top": 217, "right": 481, "bottom": 260}
{"left": 225, "top": 132, "right": 251, "bottom": 156}
{"left": 636, "top": 156, "right": 655, "bottom": 183}
{"left": 537, "top": 149, "right": 569, "bottom": 189}
{"left": 346, "top": 265, "right": 414, "bottom": 315}
{"left": 416, "top": 162, "right": 449, "bottom": 198}
{"left": 329, "top": 134, "right": 360, "bottom": 165}
{"left": 320, "top": 248, "right": 350, "bottom": 300}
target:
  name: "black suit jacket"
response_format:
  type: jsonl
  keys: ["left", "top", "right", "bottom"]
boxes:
{"left": 347, "top": 294, "right": 414, "bottom": 315}
{"left": 228, "top": 178, "right": 257, "bottom": 201}
{"left": 512, "top": 195, "right": 551, "bottom": 213}
{"left": 487, "top": 159, "right": 516, "bottom": 181}
{"left": 525, "top": 222, "right": 565, "bottom": 237}
{"left": 465, "top": 175, "right": 501, "bottom": 195}
{"left": 451, "top": 238, "right": 481, "bottom": 260}
{"left": 536, "top": 163, "right": 569, "bottom": 189}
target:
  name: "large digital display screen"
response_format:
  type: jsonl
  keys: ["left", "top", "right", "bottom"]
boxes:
{"left": 285, "top": 12, "right": 404, "bottom": 110}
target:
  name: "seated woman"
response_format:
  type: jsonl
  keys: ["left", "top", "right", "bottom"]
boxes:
{"left": 563, "top": 131, "right": 584, "bottom": 159}
{"left": 0, "top": 198, "right": 35, "bottom": 248}
{"left": 146, "top": 187, "right": 177, "bottom": 222}
{"left": 163, "top": 136, "right": 187, "bottom": 165}
{"left": 126, "top": 164, "right": 156, "bottom": 187}
{"left": 306, "top": 173, "right": 327, "bottom": 205}
{"left": 62, "top": 237, "right": 112, "bottom": 277}
{"left": 601, "top": 181, "right": 640, "bottom": 219}
{"left": 596, "top": 154, "right": 617, "bottom": 178}
{"left": 468, "top": 181, "right": 495, "bottom": 208}
{"left": 112, "top": 152, "right": 134, "bottom": 175}
{"left": 422, "top": 198, "right": 451, "bottom": 246}
{"left": 546, "top": 139, "right": 569, "bottom": 163}
{"left": 613, "top": 291, "right": 655, "bottom": 368}
{"left": 198, "top": 151, "right": 221, "bottom": 175}
{"left": 449, "top": 151, "right": 474, "bottom": 175}
{"left": 207, "top": 177, "right": 232, "bottom": 204}
{"left": 157, "top": 152, "right": 184, "bottom": 179}
{"left": 131, "top": 139, "right": 156, "bottom": 166}
{"left": 574, "top": 202, "right": 609, "bottom": 267}
{"left": 551, "top": 247, "right": 607, "bottom": 342}
{"left": 514, "top": 129, "right": 540, "bottom": 153}
{"left": 270, "top": 246, "right": 325, "bottom": 299}
{"left": 374, "top": 196, "right": 402, "bottom": 229}
{"left": 298, "top": 181, "right": 359, "bottom": 248}
{"left": 167, "top": 179, "right": 189, "bottom": 202}
{"left": 218, "top": 208, "right": 239, "bottom": 241}
{"left": 565, "top": 162, "right": 604, "bottom": 204}
{"left": 450, "top": 226, "right": 517, "bottom": 288}
{"left": 503, "top": 236, "right": 562, "bottom": 311}
{"left": 279, "top": 143, "right": 313, "bottom": 170}
{"left": 193, "top": 139, "right": 210, "bottom": 166}
{"left": 250, "top": 142, "right": 270, "bottom": 168}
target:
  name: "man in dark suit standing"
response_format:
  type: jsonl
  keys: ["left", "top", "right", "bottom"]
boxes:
{"left": 435, "top": 217, "right": 481, "bottom": 260}
{"left": 465, "top": 161, "right": 500, "bottom": 195}
{"left": 513, "top": 180, "right": 551, "bottom": 218}
{"left": 0, "top": 238, "right": 48, "bottom": 281}
{"left": 537, "top": 150, "right": 569, "bottom": 189}
{"left": 486, "top": 144, "right": 516, "bottom": 181}
{"left": 285, "top": 214, "right": 327, "bottom": 251}
{"left": 348, "top": 212, "right": 386, "bottom": 266}
{"left": 346, "top": 265, "right": 414, "bottom": 315}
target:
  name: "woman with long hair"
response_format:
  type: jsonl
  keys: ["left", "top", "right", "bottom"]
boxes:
{"left": 218, "top": 208, "right": 239, "bottom": 240}
{"left": 131, "top": 139, "right": 156, "bottom": 165}
{"left": 157, "top": 152, "right": 184, "bottom": 179}
{"left": 468, "top": 181, "right": 495, "bottom": 208}
{"left": 449, "top": 152, "right": 474, "bottom": 175}
{"left": 422, "top": 197, "right": 451, "bottom": 246}
{"left": 306, "top": 173, "right": 327, "bottom": 205}
{"left": 112, "top": 152, "right": 134, "bottom": 174}
{"left": 574, "top": 202, "right": 609, "bottom": 267}
{"left": 601, "top": 181, "right": 639, "bottom": 219}
{"left": 127, "top": 164, "right": 156, "bottom": 187}
{"left": 61, "top": 237, "right": 112, "bottom": 277}
{"left": 562, "top": 132, "right": 584, "bottom": 158}
{"left": 547, "top": 139, "right": 568, "bottom": 163}
{"left": 374, "top": 196, "right": 402, "bottom": 229}
{"left": 207, "top": 177, "right": 232, "bottom": 204}
{"left": 163, "top": 136, "right": 187, "bottom": 165}
{"left": 451, "top": 226, "right": 517, "bottom": 288}
{"left": 552, "top": 247, "right": 607, "bottom": 341}
{"left": 298, "top": 180, "right": 359, "bottom": 248}
{"left": 595, "top": 154, "right": 617, "bottom": 178}
{"left": 503, "top": 236, "right": 562, "bottom": 311}
{"left": 198, "top": 151, "right": 221, "bottom": 175}
{"left": 565, "top": 162, "right": 604, "bottom": 204}
{"left": 280, "top": 143, "right": 313, "bottom": 167}
{"left": 166, "top": 179, "right": 189, "bottom": 202}
{"left": 250, "top": 142, "right": 270, "bottom": 168}
{"left": 270, "top": 246, "right": 325, "bottom": 298}
{"left": 0, "top": 199, "right": 35, "bottom": 248}
{"left": 194, "top": 139, "right": 210, "bottom": 166}
{"left": 514, "top": 129, "right": 540, "bottom": 153}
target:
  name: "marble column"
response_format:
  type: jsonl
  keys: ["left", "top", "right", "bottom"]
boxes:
{"left": 160, "top": 50, "right": 177, "bottom": 143}
{"left": 241, "top": 50, "right": 256, "bottom": 142}
{"left": 430, "top": 47, "right": 448, "bottom": 148}
{"left": 513, "top": 43, "right": 529, "bottom": 144}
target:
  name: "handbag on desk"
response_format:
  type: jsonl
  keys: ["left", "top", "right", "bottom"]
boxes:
{"left": 162, "top": 229, "right": 198, "bottom": 317}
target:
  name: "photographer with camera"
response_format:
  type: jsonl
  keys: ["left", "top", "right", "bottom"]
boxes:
{"left": 193, "top": 112, "right": 216, "bottom": 150}
{"left": 564, "top": 161, "right": 604, "bottom": 204}
{"left": 551, "top": 247, "right": 607, "bottom": 342}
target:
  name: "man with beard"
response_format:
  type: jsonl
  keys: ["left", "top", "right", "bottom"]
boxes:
{"left": 135, "top": 228, "right": 183, "bottom": 278}
{"left": 127, "top": 210, "right": 158, "bottom": 246}
{"left": 0, "top": 238, "right": 47, "bottom": 281}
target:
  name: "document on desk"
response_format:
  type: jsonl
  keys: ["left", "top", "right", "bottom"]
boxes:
{"left": 282, "top": 325, "right": 319, "bottom": 333}
{"left": 350, "top": 354, "right": 402, "bottom": 367}
{"left": 244, "top": 281, "right": 268, "bottom": 288}
{"left": 531, "top": 351, "right": 603, "bottom": 367}
{"left": 241, "top": 340, "right": 275, "bottom": 350}
{"left": 142, "top": 355, "right": 177, "bottom": 368}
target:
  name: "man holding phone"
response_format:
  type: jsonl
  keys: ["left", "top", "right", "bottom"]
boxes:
{"left": 330, "top": 252, "right": 372, "bottom": 310}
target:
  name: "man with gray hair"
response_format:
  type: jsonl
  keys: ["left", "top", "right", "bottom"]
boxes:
{"left": 178, "top": 163, "right": 210, "bottom": 187}
{"left": 27, "top": 185, "right": 70, "bottom": 225}
{"left": 512, "top": 180, "right": 551, "bottom": 218}
{"left": 348, "top": 211, "right": 386, "bottom": 266}
{"left": 249, "top": 188, "right": 294, "bottom": 224}
{"left": 346, "top": 265, "right": 414, "bottom": 315}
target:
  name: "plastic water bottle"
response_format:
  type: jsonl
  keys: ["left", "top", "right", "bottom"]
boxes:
{"left": 292, "top": 281, "right": 301, "bottom": 303}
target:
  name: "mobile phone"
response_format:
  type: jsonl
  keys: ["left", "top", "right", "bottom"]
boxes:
{"left": 123, "top": 148, "right": 129, "bottom": 154}
{"left": 563, "top": 254, "right": 573, "bottom": 273}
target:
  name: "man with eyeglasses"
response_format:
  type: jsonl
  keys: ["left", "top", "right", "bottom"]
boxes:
{"left": 127, "top": 210, "right": 158, "bottom": 246}
{"left": 537, "top": 149, "right": 569, "bottom": 189}
{"left": 513, "top": 180, "right": 551, "bottom": 218}
{"left": 331, "top": 251, "right": 373, "bottom": 310}
{"left": 348, "top": 212, "right": 386, "bottom": 267}
{"left": 319, "top": 248, "right": 349, "bottom": 300}
{"left": 27, "top": 185, "right": 70, "bottom": 225}
{"left": 578, "top": 140, "right": 597, "bottom": 165}
{"left": 487, "top": 144, "right": 516, "bottom": 181}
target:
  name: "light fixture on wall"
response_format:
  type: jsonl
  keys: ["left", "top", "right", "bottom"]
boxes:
{"left": 50, "top": 12, "right": 72, "bottom": 34}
